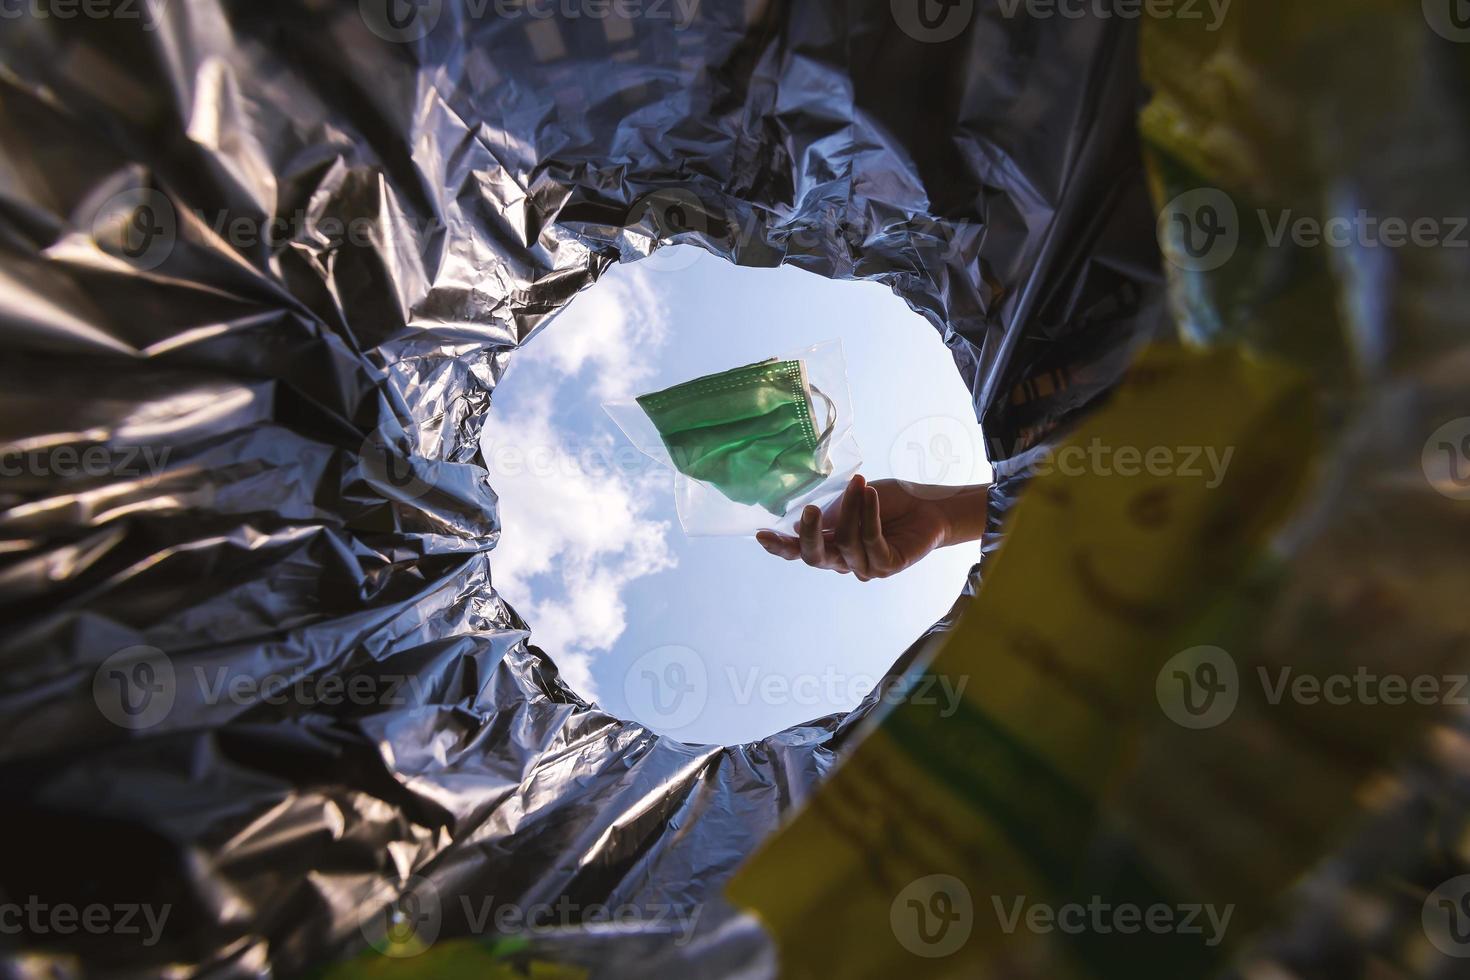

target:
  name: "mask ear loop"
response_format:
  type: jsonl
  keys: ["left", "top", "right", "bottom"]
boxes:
{"left": 808, "top": 382, "right": 837, "bottom": 476}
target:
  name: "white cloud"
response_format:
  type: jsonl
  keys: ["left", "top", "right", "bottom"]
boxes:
{"left": 484, "top": 263, "right": 678, "bottom": 701}
{"left": 521, "top": 263, "right": 672, "bottom": 401}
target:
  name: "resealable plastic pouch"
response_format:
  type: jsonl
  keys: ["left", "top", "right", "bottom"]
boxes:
{"left": 605, "top": 340, "right": 861, "bottom": 536}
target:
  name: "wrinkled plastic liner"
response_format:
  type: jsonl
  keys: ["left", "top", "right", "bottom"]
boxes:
{"left": 0, "top": 3, "right": 1162, "bottom": 975}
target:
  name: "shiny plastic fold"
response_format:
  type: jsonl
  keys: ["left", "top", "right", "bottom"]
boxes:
{"left": 16, "top": 1, "right": 1449, "bottom": 976}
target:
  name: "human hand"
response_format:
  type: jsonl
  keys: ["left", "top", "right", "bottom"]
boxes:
{"left": 755, "top": 474, "right": 977, "bottom": 581}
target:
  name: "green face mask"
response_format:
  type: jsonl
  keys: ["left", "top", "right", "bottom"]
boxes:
{"left": 636, "top": 358, "right": 834, "bottom": 516}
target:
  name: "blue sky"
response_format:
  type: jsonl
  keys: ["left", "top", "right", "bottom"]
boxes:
{"left": 482, "top": 248, "right": 990, "bottom": 744}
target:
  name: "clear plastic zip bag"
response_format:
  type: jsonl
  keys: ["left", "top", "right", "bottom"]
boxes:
{"left": 604, "top": 340, "right": 862, "bottom": 536}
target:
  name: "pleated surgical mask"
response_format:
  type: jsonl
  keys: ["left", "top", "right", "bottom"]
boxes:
{"left": 635, "top": 358, "right": 834, "bottom": 515}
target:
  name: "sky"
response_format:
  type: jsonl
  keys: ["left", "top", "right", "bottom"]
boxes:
{"left": 481, "top": 246, "right": 990, "bottom": 745}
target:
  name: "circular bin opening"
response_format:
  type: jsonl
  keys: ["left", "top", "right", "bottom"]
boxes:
{"left": 483, "top": 248, "right": 989, "bottom": 744}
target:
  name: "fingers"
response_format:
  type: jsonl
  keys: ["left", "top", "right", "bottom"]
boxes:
{"left": 834, "top": 475, "right": 871, "bottom": 580}
{"left": 796, "top": 505, "right": 851, "bottom": 573}
{"left": 756, "top": 530, "right": 799, "bottom": 560}
{"left": 798, "top": 505, "right": 829, "bottom": 566}
{"left": 758, "top": 504, "right": 862, "bottom": 576}
{"left": 861, "top": 486, "right": 896, "bottom": 576}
